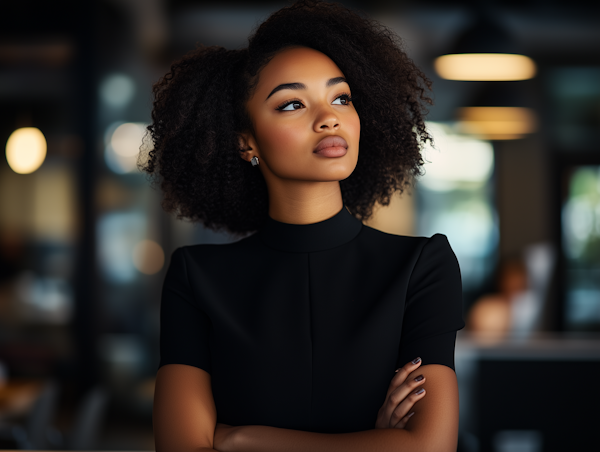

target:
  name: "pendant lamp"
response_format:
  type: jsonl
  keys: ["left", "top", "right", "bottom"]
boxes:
{"left": 454, "top": 82, "right": 538, "bottom": 140}
{"left": 434, "top": 7, "right": 536, "bottom": 81}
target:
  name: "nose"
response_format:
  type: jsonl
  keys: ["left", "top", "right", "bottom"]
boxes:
{"left": 313, "top": 106, "right": 340, "bottom": 132}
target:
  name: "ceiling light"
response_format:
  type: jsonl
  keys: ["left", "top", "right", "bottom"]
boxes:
{"left": 435, "top": 53, "right": 536, "bottom": 81}
{"left": 434, "top": 8, "right": 536, "bottom": 82}
{"left": 455, "top": 107, "right": 538, "bottom": 140}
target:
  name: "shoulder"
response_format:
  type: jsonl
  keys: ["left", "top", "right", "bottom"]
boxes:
{"left": 173, "top": 232, "right": 259, "bottom": 257}
{"left": 359, "top": 223, "right": 427, "bottom": 247}
{"left": 167, "top": 233, "right": 261, "bottom": 270}
{"left": 359, "top": 224, "right": 454, "bottom": 262}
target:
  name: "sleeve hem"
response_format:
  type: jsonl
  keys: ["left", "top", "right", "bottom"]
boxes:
{"left": 158, "top": 361, "right": 212, "bottom": 375}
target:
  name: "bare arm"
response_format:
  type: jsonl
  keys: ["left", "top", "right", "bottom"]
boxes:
{"left": 154, "top": 364, "right": 222, "bottom": 452}
{"left": 226, "top": 364, "right": 458, "bottom": 452}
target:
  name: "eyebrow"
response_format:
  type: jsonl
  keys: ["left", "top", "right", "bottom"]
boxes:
{"left": 265, "top": 77, "right": 348, "bottom": 101}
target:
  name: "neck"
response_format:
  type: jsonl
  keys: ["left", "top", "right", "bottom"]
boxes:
{"left": 266, "top": 180, "right": 344, "bottom": 225}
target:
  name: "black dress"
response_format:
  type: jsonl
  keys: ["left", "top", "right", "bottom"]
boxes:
{"left": 159, "top": 207, "right": 464, "bottom": 434}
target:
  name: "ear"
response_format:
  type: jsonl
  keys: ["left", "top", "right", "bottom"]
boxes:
{"left": 237, "top": 132, "right": 258, "bottom": 163}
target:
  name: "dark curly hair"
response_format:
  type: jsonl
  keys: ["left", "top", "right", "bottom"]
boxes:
{"left": 142, "top": 0, "right": 432, "bottom": 235}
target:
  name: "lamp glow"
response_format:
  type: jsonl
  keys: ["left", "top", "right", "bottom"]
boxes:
{"left": 6, "top": 127, "right": 47, "bottom": 174}
{"left": 111, "top": 122, "right": 146, "bottom": 157}
{"left": 456, "top": 107, "right": 537, "bottom": 140}
{"left": 132, "top": 240, "right": 164, "bottom": 275}
{"left": 434, "top": 54, "right": 536, "bottom": 81}
{"left": 104, "top": 122, "right": 149, "bottom": 174}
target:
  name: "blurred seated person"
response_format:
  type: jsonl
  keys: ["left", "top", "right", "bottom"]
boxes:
{"left": 467, "top": 257, "right": 529, "bottom": 338}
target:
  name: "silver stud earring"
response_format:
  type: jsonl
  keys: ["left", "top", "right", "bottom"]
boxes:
{"left": 251, "top": 156, "right": 259, "bottom": 167}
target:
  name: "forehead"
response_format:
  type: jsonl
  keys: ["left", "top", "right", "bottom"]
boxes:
{"left": 255, "top": 47, "right": 345, "bottom": 91}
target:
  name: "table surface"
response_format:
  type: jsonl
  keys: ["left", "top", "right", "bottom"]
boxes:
{"left": 456, "top": 331, "right": 600, "bottom": 359}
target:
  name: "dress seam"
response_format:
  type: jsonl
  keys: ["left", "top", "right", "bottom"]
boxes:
{"left": 307, "top": 252, "right": 314, "bottom": 427}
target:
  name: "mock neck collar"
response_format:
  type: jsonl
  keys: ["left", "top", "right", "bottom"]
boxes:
{"left": 258, "top": 206, "right": 363, "bottom": 253}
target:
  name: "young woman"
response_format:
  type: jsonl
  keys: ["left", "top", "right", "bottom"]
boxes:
{"left": 145, "top": 1, "right": 464, "bottom": 451}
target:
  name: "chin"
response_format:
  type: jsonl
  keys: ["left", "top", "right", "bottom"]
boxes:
{"left": 323, "top": 160, "right": 357, "bottom": 180}
{"left": 312, "top": 167, "right": 356, "bottom": 182}
{"left": 270, "top": 157, "right": 357, "bottom": 182}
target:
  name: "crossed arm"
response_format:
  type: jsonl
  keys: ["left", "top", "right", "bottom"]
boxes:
{"left": 154, "top": 362, "right": 459, "bottom": 452}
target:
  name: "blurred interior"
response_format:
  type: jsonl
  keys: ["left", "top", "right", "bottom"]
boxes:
{"left": 0, "top": 0, "right": 599, "bottom": 451}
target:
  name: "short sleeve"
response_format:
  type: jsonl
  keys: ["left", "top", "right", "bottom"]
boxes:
{"left": 159, "top": 247, "right": 212, "bottom": 373}
{"left": 397, "top": 234, "right": 465, "bottom": 371}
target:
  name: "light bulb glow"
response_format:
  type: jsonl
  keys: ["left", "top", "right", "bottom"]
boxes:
{"left": 111, "top": 122, "right": 146, "bottom": 157}
{"left": 434, "top": 54, "right": 537, "bottom": 81}
{"left": 104, "top": 122, "right": 150, "bottom": 174}
{"left": 456, "top": 107, "right": 538, "bottom": 139}
{"left": 6, "top": 127, "right": 47, "bottom": 174}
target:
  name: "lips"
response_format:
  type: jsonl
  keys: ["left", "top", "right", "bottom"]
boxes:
{"left": 313, "top": 136, "right": 348, "bottom": 157}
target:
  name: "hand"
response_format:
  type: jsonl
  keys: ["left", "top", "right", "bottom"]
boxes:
{"left": 375, "top": 357, "right": 427, "bottom": 429}
{"left": 213, "top": 423, "right": 239, "bottom": 452}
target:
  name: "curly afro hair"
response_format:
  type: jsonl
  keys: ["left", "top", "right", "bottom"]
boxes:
{"left": 142, "top": 0, "right": 432, "bottom": 235}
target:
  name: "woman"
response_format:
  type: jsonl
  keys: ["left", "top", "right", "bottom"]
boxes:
{"left": 146, "top": 1, "right": 464, "bottom": 451}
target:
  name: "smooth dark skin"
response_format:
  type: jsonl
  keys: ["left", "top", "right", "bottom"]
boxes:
{"left": 153, "top": 47, "right": 459, "bottom": 452}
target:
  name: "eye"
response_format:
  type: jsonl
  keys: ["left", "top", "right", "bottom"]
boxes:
{"left": 276, "top": 100, "right": 305, "bottom": 111}
{"left": 332, "top": 93, "right": 353, "bottom": 106}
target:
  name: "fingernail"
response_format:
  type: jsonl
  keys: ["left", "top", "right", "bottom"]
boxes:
{"left": 394, "top": 368, "right": 400, "bottom": 373}
{"left": 414, "top": 375, "right": 424, "bottom": 382}
{"left": 415, "top": 388, "right": 425, "bottom": 395}
{"left": 411, "top": 357, "right": 421, "bottom": 364}
{"left": 408, "top": 412, "right": 415, "bottom": 418}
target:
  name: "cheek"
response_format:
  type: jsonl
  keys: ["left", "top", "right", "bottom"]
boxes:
{"left": 348, "top": 112, "right": 361, "bottom": 142}
{"left": 255, "top": 120, "right": 309, "bottom": 163}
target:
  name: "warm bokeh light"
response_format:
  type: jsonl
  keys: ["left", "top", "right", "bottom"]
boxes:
{"left": 104, "top": 122, "right": 149, "bottom": 174}
{"left": 132, "top": 239, "right": 164, "bottom": 275}
{"left": 5, "top": 127, "right": 47, "bottom": 174}
{"left": 111, "top": 122, "right": 146, "bottom": 157}
{"left": 456, "top": 107, "right": 538, "bottom": 140}
{"left": 434, "top": 54, "right": 537, "bottom": 81}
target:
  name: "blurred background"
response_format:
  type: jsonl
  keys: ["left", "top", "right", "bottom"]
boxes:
{"left": 0, "top": 0, "right": 598, "bottom": 451}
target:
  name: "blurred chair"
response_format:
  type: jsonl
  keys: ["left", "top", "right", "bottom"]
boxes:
{"left": 46, "top": 385, "right": 109, "bottom": 451}
{"left": 68, "top": 386, "right": 108, "bottom": 450}
{"left": 0, "top": 379, "right": 59, "bottom": 450}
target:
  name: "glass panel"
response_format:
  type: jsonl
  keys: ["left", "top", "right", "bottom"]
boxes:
{"left": 416, "top": 122, "right": 498, "bottom": 304}
{"left": 545, "top": 67, "right": 600, "bottom": 147}
{"left": 562, "top": 165, "right": 600, "bottom": 330}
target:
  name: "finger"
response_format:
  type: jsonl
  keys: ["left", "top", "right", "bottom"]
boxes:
{"left": 386, "top": 387, "right": 426, "bottom": 428}
{"left": 387, "top": 357, "right": 422, "bottom": 397}
{"left": 374, "top": 378, "right": 424, "bottom": 429}
{"left": 393, "top": 411, "right": 415, "bottom": 429}
{"left": 387, "top": 388, "right": 425, "bottom": 428}
{"left": 386, "top": 374, "right": 426, "bottom": 411}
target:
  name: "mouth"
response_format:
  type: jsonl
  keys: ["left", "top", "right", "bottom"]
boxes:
{"left": 313, "top": 136, "right": 348, "bottom": 157}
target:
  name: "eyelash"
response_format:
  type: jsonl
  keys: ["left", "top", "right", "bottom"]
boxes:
{"left": 275, "top": 92, "right": 354, "bottom": 111}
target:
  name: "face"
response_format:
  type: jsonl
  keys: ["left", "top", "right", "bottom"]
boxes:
{"left": 241, "top": 46, "right": 360, "bottom": 185}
